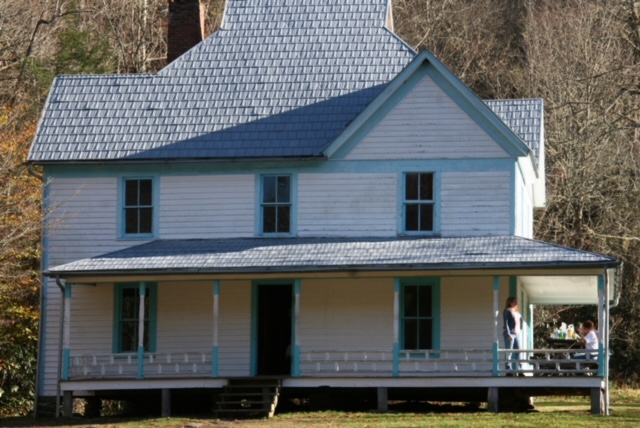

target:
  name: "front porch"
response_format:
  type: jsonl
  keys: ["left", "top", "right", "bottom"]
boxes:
{"left": 68, "top": 348, "right": 601, "bottom": 380}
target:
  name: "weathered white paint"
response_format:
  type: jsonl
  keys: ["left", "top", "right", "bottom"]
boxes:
{"left": 441, "top": 171, "right": 511, "bottom": 236}
{"left": 345, "top": 75, "right": 510, "bottom": 161}
{"left": 297, "top": 173, "right": 397, "bottom": 237}
{"left": 160, "top": 175, "right": 254, "bottom": 238}
{"left": 300, "top": 279, "right": 394, "bottom": 352}
{"left": 514, "top": 167, "right": 534, "bottom": 238}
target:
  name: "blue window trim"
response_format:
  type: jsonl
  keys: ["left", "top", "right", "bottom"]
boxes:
{"left": 112, "top": 282, "right": 158, "bottom": 353}
{"left": 399, "top": 278, "right": 441, "bottom": 353}
{"left": 117, "top": 176, "right": 159, "bottom": 240}
{"left": 256, "top": 174, "right": 297, "bottom": 237}
{"left": 398, "top": 172, "right": 441, "bottom": 236}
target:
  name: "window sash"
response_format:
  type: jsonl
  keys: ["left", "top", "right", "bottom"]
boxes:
{"left": 402, "top": 285, "right": 434, "bottom": 350}
{"left": 115, "top": 285, "right": 155, "bottom": 353}
{"left": 123, "top": 179, "right": 153, "bottom": 235}
{"left": 404, "top": 173, "right": 434, "bottom": 232}
{"left": 262, "top": 175, "right": 291, "bottom": 234}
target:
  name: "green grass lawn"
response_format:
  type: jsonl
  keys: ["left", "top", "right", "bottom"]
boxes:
{"left": 2, "top": 389, "right": 639, "bottom": 428}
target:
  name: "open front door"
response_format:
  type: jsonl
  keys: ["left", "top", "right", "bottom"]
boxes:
{"left": 256, "top": 284, "right": 293, "bottom": 376}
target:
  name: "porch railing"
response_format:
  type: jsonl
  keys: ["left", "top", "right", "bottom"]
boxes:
{"left": 300, "top": 348, "right": 600, "bottom": 377}
{"left": 69, "top": 352, "right": 212, "bottom": 379}
{"left": 67, "top": 348, "right": 600, "bottom": 380}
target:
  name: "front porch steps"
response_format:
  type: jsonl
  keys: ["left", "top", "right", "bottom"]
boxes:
{"left": 215, "top": 378, "right": 282, "bottom": 419}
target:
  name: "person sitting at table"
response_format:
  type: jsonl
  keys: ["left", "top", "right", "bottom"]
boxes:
{"left": 573, "top": 320, "right": 598, "bottom": 359}
{"left": 503, "top": 296, "right": 522, "bottom": 374}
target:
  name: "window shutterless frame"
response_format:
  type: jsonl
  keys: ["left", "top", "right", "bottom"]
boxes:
{"left": 113, "top": 283, "right": 157, "bottom": 353}
{"left": 400, "top": 278, "right": 441, "bottom": 352}
{"left": 118, "top": 176, "right": 158, "bottom": 239}
{"left": 400, "top": 172, "right": 439, "bottom": 235}
{"left": 258, "top": 174, "right": 296, "bottom": 236}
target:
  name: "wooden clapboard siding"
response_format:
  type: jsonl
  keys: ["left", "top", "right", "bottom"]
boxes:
{"left": 157, "top": 281, "right": 212, "bottom": 353}
{"left": 440, "top": 277, "right": 495, "bottom": 349}
{"left": 441, "top": 170, "right": 510, "bottom": 236}
{"left": 299, "top": 279, "right": 394, "bottom": 351}
{"left": 46, "top": 177, "right": 131, "bottom": 267}
{"left": 217, "top": 280, "right": 252, "bottom": 377}
{"left": 297, "top": 173, "right": 397, "bottom": 237}
{"left": 160, "top": 175, "right": 254, "bottom": 238}
{"left": 345, "top": 75, "right": 509, "bottom": 161}
{"left": 41, "top": 279, "right": 63, "bottom": 396}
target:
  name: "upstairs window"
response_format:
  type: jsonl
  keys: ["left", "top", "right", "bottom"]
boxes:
{"left": 261, "top": 175, "right": 291, "bottom": 234}
{"left": 404, "top": 172, "right": 434, "bottom": 233}
{"left": 123, "top": 178, "right": 154, "bottom": 236}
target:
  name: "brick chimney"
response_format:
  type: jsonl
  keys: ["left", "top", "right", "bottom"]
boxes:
{"left": 167, "top": 0, "right": 205, "bottom": 64}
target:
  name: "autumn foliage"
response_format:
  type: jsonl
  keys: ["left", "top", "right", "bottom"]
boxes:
{"left": 0, "top": 106, "right": 41, "bottom": 416}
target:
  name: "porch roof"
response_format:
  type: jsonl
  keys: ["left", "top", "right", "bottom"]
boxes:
{"left": 45, "top": 235, "right": 617, "bottom": 278}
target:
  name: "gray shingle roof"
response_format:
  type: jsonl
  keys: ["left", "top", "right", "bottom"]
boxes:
{"left": 29, "top": 0, "right": 415, "bottom": 162}
{"left": 45, "top": 236, "right": 617, "bottom": 278}
{"left": 28, "top": 1, "right": 543, "bottom": 164}
{"left": 485, "top": 99, "right": 544, "bottom": 162}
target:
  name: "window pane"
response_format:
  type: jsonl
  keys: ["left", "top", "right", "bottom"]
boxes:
{"left": 277, "top": 206, "right": 290, "bottom": 233}
{"left": 125, "top": 180, "right": 138, "bottom": 206}
{"left": 405, "top": 204, "right": 419, "bottom": 231}
{"left": 139, "top": 208, "right": 153, "bottom": 234}
{"left": 418, "top": 319, "right": 433, "bottom": 349}
{"left": 404, "top": 319, "right": 417, "bottom": 350}
{"left": 121, "top": 289, "right": 137, "bottom": 319}
{"left": 143, "top": 321, "right": 150, "bottom": 349}
{"left": 277, "top": 176, "right": 290, "bottom": 203}
{"left": 263, "top": 176, "right": 276, "bottom": 203}
{"left": 418, "top": 286, "right": 433, "bottom": 317}
{"left": 139, "top": 179, "right": 152, "bottom": 206}
{"left": 404, "top": 285, "right": 417, "bottom": 317}
{"left": 263, "top": 206, "right": 276, "bottom": 233}
{"left": 405, "top": 174, "right": 418, "bottom": 200}
{"left": 419, "top": 173, "right": 433, "bottom": 200}
{"left": 121, "top": 322, "right": 137, "bottom": 352}
{"left": 419, "top": 204, "right": 434, "bottom": 231}
{"left": 125, "top": 208, "right": 139, "bottom": 234}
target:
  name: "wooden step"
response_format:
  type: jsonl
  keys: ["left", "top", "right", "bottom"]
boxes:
{"left": 215, "top": 378, "right": 281, "bottom": 419}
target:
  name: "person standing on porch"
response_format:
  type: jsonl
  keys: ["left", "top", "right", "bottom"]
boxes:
{"left": 503, "top": 296, "right": 522, "bottom": 374}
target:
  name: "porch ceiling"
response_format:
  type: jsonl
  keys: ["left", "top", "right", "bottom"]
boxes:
{"left": 44, "top": 235, "right": 618, "bottom": 280}
{"left": 520, "top": 275, "right": 599, "bottom": 305}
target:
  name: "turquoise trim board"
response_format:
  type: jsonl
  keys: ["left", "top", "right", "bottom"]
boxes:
{"left": 46, "top": 157, "right": 515, "bottom": 179}
{"left": 37, "top": 173, "right": 51, "bottom": 395}
{"left": 292, "top": 280, "right": 301, "bottom": 377}
{"left": 509, "top": 276, "right": 518, "bottom": 298}
{"left": 598, "top": 274, "right": 606, "bottom": 377}
{"left": 62, "top": 348, "right": 70, "bottom": 381}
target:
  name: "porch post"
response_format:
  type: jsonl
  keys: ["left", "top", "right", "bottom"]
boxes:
{"left": 137, "top": 283, "right": 146, "bottom": 380}
{"left": 393, "top": 280, "right": 400, "bottom": 377}
{"left": 212, "top": 280, "right": 220, "bottom": 377}
{"left": 492, "top": 276, "right": 500, "bottom": 377}
{"left": 293, "top": 279, "right": 301, "bottom": 377}
{"left": 597, "top": 275, "right": 606, "bottom": 377}
{"left": 62, "top": 285, "right": 72, "bottom": 381}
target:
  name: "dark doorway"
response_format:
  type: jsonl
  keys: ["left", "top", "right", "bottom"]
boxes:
{"left": 256, "top": 284, "right": 293, "bottom": 375}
